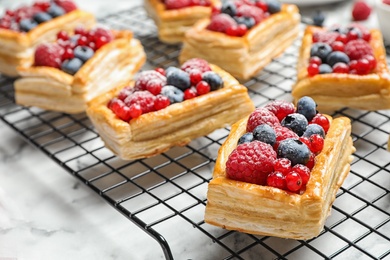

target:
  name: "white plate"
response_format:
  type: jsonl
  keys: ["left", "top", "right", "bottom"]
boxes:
{"left": 280, "top": 0, "right": 346, "bottom": 6}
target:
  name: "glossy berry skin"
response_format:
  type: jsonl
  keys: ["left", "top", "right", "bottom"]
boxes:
{"left": 135, "top": 70, "right": 167, "bottom": 90}
{"left": 310, "top": 43, "right": 332, "bottom": 62}
{"left": 19, "top": 19, "right": 38, "bottom": 32}
{"left": 319, "top": 63, "right": 333, "bottom": 74}
{"left": 292, "top": 164, "right": 311, "bottom": 185}
{"left": 246, "top": 107, "right": 280, "bottom": 132}
{"left": 165, "top": 0, "right": 191, "bottom": 9}
{"left": 155, "top": 67, "right": 166, "bottom": 76}
{"left": 277, "top": 138, "right": 311, "bottom": 166}
{"left": 296, "top": 96, "right": 317, "bottom": 121}
{"left": 285, "top": 171, "right": 302, "bottom": 192}
{"left": 237, "top": 132, "right": 254, "bottom": 145}
{"left": 333, "top": 62, "right": 349, "bottom": 73}
{"left": 307, "top": 63, "right": 319, "bottom": 77}
{"left": 252, "top": 124, "right": 276, "bottom": 146}
{"left": 274, "top": 158, "right": 292, "bottom": 176}
{"left": 267, "top": 172, "right": 287, "bottom": 190}
{"left": 273, "top": 125, "right": 299, "bottom": 150}
{"left": 53, "top": 0, "right": 78, "bottom": 13}
{"left": 33, "top": 12, "right": 52, "bottom": 24}
{"left": 326, "top": 51, "right": 350, "bottom": 67}
{"left": 310, "top": 113, "right": 330, "bottom": 133}
{"left": 202, "top": 71, "right": 223, "bottom": 90}
{"left": 166, "top": 67, "right": 191, "bottom": 91}
{"left": 352, "top": 0, "right": 371, "bottom": 21}
{"left": 309, "top": 56, "right": 322, "bottom": 66}
{"left": 47, "top": 4, "right": 66, "bottom": 17}
{"left": 264, "top": 100, "right": 295, "bottom": 122}
{"left": 302, "top": 123, "right": 325, "bottom": 138}
{"left": 184, "top": 87, "right": 197, "bottom": 100}
{"left": 161, "top": 85, "right": 184, "bottom": 103}
{"left": 233, "top": 16, "right": 255, "bottom": 29}
{"left": 266, "top": 0, "right": 282, "bottom": 14}
{"left": 236, "top": 5, "right": 265, "bottom": 24}
{"left": 309, "top": 134, "right": 324, "bottom": 154}
{"left": 108, "top": 98, "right": 132, "bottom": 121}
{"left": 145, "top": 79, "right": 162, "bottom": 95}
{"left": 281, "top": 113, "right": 308, "bottom": 136}
{"left": 61, "top": 57, "right": 83, "bottom": 75}
{"left": 220, "top": 2, "right": 237, "bottom": 16}
{"left": 74, "top": 46, "right": 94, "bottom": 62}
{"left": 330, "top": 41, "right": 345, "bottom": 52}
{"left": 189, "top": 69, "right": 203, "bottom": 85}
{"left": 196, "top": 81, "right": 211, "bottom": 95}
{"left": 34, "top": 43, "right": 63, "bottom": 68}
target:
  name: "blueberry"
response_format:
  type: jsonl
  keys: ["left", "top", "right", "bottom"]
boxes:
{"left": 161, "top": 85, "right": 184, "bottom": 103}
{"left": 303, "top": 124, "right": 325, "bottom": 138}
{"left": 233, "top": 16, "right": 255, "bottom": 29}
{"left": 297, "top": 96, "right": 317, "bottom": 121}
{"left": 74, "top": 46, "right": 95, "bottom": 62}
{"left": 319, "top": 63, "right": 333, "bottom": 74}
{"left": 202, "top": 71, "right": 223, "bottom": 91}
{"left": 266, "top": 0, "right": 282, "bottom": 14}
{"left": 237, "top": 132, "right": 254, "bottom": 145}
{"left": 166, "top": 67, "right": 191, "bottom": 91}
{"left": 252, "top": 124, "right": 276, "bottom": 146}
{"left": 329, "top": 25, "right": 347, "bottom": 35}
{"left": 312, "top": 10, "right": 325, "bottom": 27}
{"left": 277, "top": 138, "right": 311, "bottom": 166}
{"left": 19, "top": 19, "right": 38, "bottom": 32}
{"left": 221, "top": 2, "right": 237, "bottom": 16}
{"left": 310, "top": 42, "right": 332, "bottom": 62}
{"left": 281, "top": 113, "right": 308, "bottom": 136}
{"left": 47, "top": 4, "right": 65, "bottom": 18}
{"left": 33, "top": 12, "right": 52, "bottom": 24}
{"left": 61, "top": 58, "right": 83, "bottom": 75}
{"left": 326, "top": 51, "right": 350, "bottom": 67}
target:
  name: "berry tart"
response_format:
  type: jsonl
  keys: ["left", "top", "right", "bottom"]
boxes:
{"left": 14, "top": 26, "right": 146, "bottom": 114}
{"left": 0, "top": 0, "right": 96, "bottom": 77}
{"left": 179, "top": 0, "right": 300, "bottom": 79}
{"left": 205, "top": 97, "right": 355, "bottom": 240}
{"left": 144, "top": 0, "right": 221, "bottom": 44}
{"left": 292, "top": 24, "right": 390, "bottom": 111}
{"left": 86, "top": 58, "right": 255, "bottom": 160}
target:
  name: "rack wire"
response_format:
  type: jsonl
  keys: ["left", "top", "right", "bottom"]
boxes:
{"left": 1, "top": 5, "right": 390, "bottom": 260}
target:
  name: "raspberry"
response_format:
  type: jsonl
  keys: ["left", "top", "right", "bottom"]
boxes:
{"left": 155, "top": 67, "right": 166, "bottom": 76}
{"left": 34, "top": 43, "right": 63, "bottom": 69}
{"left": 264, "top": 100, "right": 296, "bottom": 122}
{"left": 352, "top": 1, "right": 371, "bottom": 21}
{"left": 145, "top": 79, "right": 163, "bottom": 95}
{"left": 54, "top": 0, "right": 77, "bottom": 13}
{"left": 108, "top": 98, "right": 132, "bottom": 121}
{"left": 273, "top": 125, "right": 299, "bottom": 150}
{"left": 246, "top": 107, "right": 280, "bottom": 132}
{"left": 274, "top": 158, "right": 291, "bottom": 175}
{"left": 236, "top": 5, "right": 265, "bottom": 24}
{"left": 90, "top": 27, "right": 114, "bottom": 42}
{"left": 344, "top": 39, "right": 373, "bottom": 60}
{"left": 117, "top": 86, "right": 137, "bottom": 101}
{"left": 154, "top": 95, "right": 170, "bottom": 110}
{"left": 165, "top": 0, "right": 192, "bottom": 9}
{"left": 124, "top": 91, "right": 156, "bottom": 114}
{"left": 135, "top": 71, "right": 167, "bottom": 90}
{"left": 226, "top": 141, "right": 277, "bottom": 185}
{"left": 181, "top": 58, "right": 211, "bottom": 73}
{"left": 207, "top": 13, "right": 237, "bottom": 33}
{"left": 312, "top": 31, "right": 340, "bottom": 44}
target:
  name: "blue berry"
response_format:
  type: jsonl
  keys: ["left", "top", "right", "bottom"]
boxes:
{"left": 61, "top": 58, "right": 83, "bottom": 75}
{"left": 277, "top": 138, "right": 310, "bottom": 166}
{"left": 47, "top": 4, "right": 65, "bottom": 18}
{"left": 166, "top": 68, "right": 191, "bottom": 91}
{"left": 312, "top": 10, "right": 325, "bottom": 27}
{"left": 310, "top": 42, "right": 332, "bottom": 62}
{"left": 33, "top": 12, "right": 52, "bottom": 24}
{"left": 161, "top": 85, "right": 184, "bottom": 103}
{"left": 326, "top": 51, "right": 350, "bottom": 67}
{"left": 202, "top": 71, "right": 223, "bottom": 91}
{"left": 329, "top": 25, "right": 348, "bottom": 35}
{"left": 221, "top": 2, "right": 237, "bottom": 16}
{"left": 74, "top": 46, "right": 95, "bottom": 62}
{"left": 266, "top": 0, "right": 282, "bottom": 14}
{"left": 234, "top": 16, "right": 255, "bottom": 29}
{"left": 19, "top": 19, "right": 38, "bottom": 32}
{"left": 281, "top": 113, "right": 308, "bottom": 136}
{"left": 303, "top": 124, "right": 325, "bottom": 138}
{"left": 319, "top": 63, "right": 333, "bottom": 74}
{"left": 238, "top": 132, "right": 254, "bottom": 145}
{"left": 252, "top": 124, "right": 276, "bottom": 146}
{"left": 297, "top": 96, "right": 317, "bottom": 121}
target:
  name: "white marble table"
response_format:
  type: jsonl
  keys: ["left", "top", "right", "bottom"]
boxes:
{"left": 0, "top": 0, "right": 387, "bottom": 260}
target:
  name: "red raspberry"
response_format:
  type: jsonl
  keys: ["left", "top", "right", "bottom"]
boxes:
{"left": 352, "top": 0, "right": 371, "bottom": 21}
{"left": 135, "top": 70, "right": 167, "bottom": 90}
{"left": 124, "top": 91, "right": 156, "bottom": 114}
{"left": 108, "top": 98, "right": 132, "bottom": 121}
{"left": 89, "top": 27, "right": 114, "bottom": 43}
{"left": 155, "top": 67, "right": 166, "bottom": 76}
{"left": 207, "top": 13, "right": 237, "bottom": 33}
{"left": 154, "top": 95, "right": 170, "bottom": 110}
{"left": 117, "top": 86, "right": 137, "bottom": 101}
{"left": 384, "top": 0, "right": 390, "bottom": 4}
{"left": 128, "top": 104, "right": 143, "bottom": 119}
{"left": 196, "top": 81, "right": 211, "bottom": 95}
{"left": 264, "top": 100, "right": 296, "bottom": 122}
{"left": 165, "top": 0, "right": 191, "bottom": 9}
{"left": 189, "top": 0, "right": 211, "bottom": 6}
{"left": 54, "top": 0, "right": 78, "bottom": 13}
{"left": 312, "top": 31, "right": 340, "bottom": 44}
{"left": 189, "top": 69, "right": 203, "bottom": 85}
{"left": 274, "top": 158, "right": 291, "bottom": 175}
{"left": 34, "top": 43, "right": 64, "bottom": 69}
{"left": 344, "top": 39, "right": 373, "bottom": 60}
{"left": 236, "top": 5, "right": 266, "bottom": 24}
{"left": 246, "top": 107, "right": 280, "bottom": 132}
{"left": 226, "top": 141, "right": 277, "bottom": 185}
{"left": 181, "top": 58, "right": 211, "bottom": 73}
{"left": 145, "top": 79, "right": 163, "bottom": 95}
{"left": 273, "top": 125, "right": 299, "bottom": 150}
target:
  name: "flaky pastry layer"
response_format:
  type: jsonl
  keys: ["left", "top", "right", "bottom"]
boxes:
{"left": 144, "top": 0, "right": 221, "bottom": 44}
{"left": 0, "top": 10, "right": 96, "bottom": 77}
{"left": 179, "top": 4, "right": 300, "bottom": 80}
{"left": 292, "top": 26, "right": 390, "bottom": 111}
{"left": 14, "top": 31, "right": 146, "bottom": 114}
{"left": 86, "top": 64, "right": 255, "bottom": 160}
{"left": 205, "top": 116, "right": 355, "bottom": 240}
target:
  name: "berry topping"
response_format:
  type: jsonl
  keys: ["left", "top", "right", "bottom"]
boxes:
{"left": 319, "top": 63, "right": 333, "bottom": 74}
{"left": 226, "top": 141, "right": 277, "bottom": 185}
{"left": 202, "top": 71, "right": 224, "bottom": 90}
{"left": 296, "top": 96, "right": 317, "bottom": 122}
{"left": 34, "top": 43, "right": 63, "bottom": 68}
{"left": 252, "top": 124, "right": 276, "bottom": 146}
{"left": 292, "top": 164, "right": 311, "bottom": 186}
{"left": 108, "top": 98, "right": 132, "bottom": 121}
{"left": 332, "top": 62, "right": 349, "bottom": 73}
{"left": 124, "top": 91, "right": 156, "bottom": 114}
{"left": 266, "top": 0, "right": 282, "bottom": 14}
{"left": 274, "top": 158, "right": 291, "bottom": 175}
{"left": 326, "top": 51, "right": 350, "bottom": 67}
{"left": 181, "top": 58, "right": 212, "bottom": 73}
{"left": 352, "top": 0, "right": 371, "bottom": 21}
{"left": 312, "top": 31, "right": 340, "bottom": 44}
{"left": 19, "top": 19, "right": 38, "bottom": 32}
{"left": 47, "top": 4, "right": 66, "bottom": 17}
{"left": 196, "top": 81, "right": 211, "bottom": 95}
{"left": 237, "top": 132, "right": 254, "bottom": 145}
{"left": 312, "top": 10, "right": 325, "bottom": 27}
{"left": 233, "top": 16, "right": 255, "bottom": 30}
{"left": 310, "top": 42, "right": 333, "bottom": 62}
{"left": 161, "top": 85, "right": 185, "bottom": 103}
{"left": 74, "top": 46, "right": 94, "bottom": 62}
{"left": 285, "top": 171, "right": 302, "bottom": 192}
{"left": 236, "top": 5, "right": 265, "bottom": 23}
{"left": 154, "top": 95, "right": 171, "bottom": 110}
{"left": 302, "top": 124, "right": 325, "bottom": 138}
{"left": 53, "top": 0, "right": 77, "bottom": 13}
{"left": 344, "top": 39, "right": 373, "bottom": 60}
{"left": 310, "top": 113, "right": 330, "bottom": 133}
{"left": 166, "top": 67, "right": 191, "bottom": 91}
{"left": 267, "top": 171, "right": 287, "bottom": 190}
{"left": 246, "top": 107, "right": 280, "bottom": 132}
{"left": 184, "top": 87, "right": 197, "bottom": 100}
{"left": 221, "top": 2, "right": 237, "bottom": 16}
{"left": 33, "top": 12, "right": 52, "bottom": 24}
{"left": 273, "top": 125, "right": 299, "bottom": 149}
{"left": 264, "top": 100, "right": 295, "bottom": 122}
{"left": 207, "top": 13, "right": 237, "bottom": 33}
{"left": 61, "top": 57, "right": 83, "bottom": 75}
{"left": 277, "top": 138, "right": 311, "bottom": 166}
{"left": 281, "top": 113, "right": 308, "bottom": 136}
{"left": 135, "top": 71, "right": 167, "bottom": 90}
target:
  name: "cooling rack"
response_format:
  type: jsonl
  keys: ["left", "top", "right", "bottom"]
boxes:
{"left": 1, "top": 5, "right": 390, "bottom": 260}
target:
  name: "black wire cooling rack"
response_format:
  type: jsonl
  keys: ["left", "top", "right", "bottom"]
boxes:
{"left": 1, "top": 5, "right": 390, "bottom": 260}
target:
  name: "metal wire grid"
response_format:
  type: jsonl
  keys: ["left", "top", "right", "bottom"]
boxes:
{"left": 1, "top": 5, "right": 390, "bottom": 260}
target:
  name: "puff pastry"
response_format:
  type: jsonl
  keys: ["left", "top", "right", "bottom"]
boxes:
{"left": 205, "top": 115, "right": 355, "bottom": 240}
{"left": 179, "top": 4, "right": 300, "bottom": 80}
{"left": 292, "top": 26, "right": 390, "bottom": 111}
{"left": 144, "top": 0, "right": 221, "bottom": 44}
{"left": 14, "top": 30, "right": 146, "bottom": 114}
{"left": 0, "top": 10, "right": 96, "bottom": 77}
{"left": 86, "top": 64, "right": 255, "bottom": 160}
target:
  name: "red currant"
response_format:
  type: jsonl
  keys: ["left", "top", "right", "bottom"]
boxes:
{"left": 154, "top": 67, "right": 166, "bottom": 76}
{"left": 305, "top": 152, "right": 315, "bottom": 170}
{"left": 336, "top": 34, "right": 348, "bottom": 44}
{"left": 95, "top": 36, "right": 110, "bottom": 49}
{"left": 236, "top": 24, "right": 248, "bottom": 37}
{"left": 346, "top": 30, "right": 360, "bottom": 41}
{"left": 108, "top": 98, "right": 132, "bottom": 121}
{"left": 356, "top": 58, "right": 371, "bottom": 75}
{"left": 267, "top": 172, "right": 287, "bottom": 190}
{"left": 285, "top": 171, "right": 302, "bottom": 192}
{"left": 256, "top": 1, "right": 268, "bottom": 12}
{"left": 363, "top": 54, "right": 376, "bottom": 70}
{"left": 292, "top": 164, "right": 311, "bottom": 186}
{"left": 309, "top": 56, "right": 322, "bottom": 66}
{"left": 77, "top": 36, "right": 89, "bottom": 46}
{"left": 309, "top": 134, "right": 324, "bottom": 154}
{"left": 189, "top": 69, "right": 203, "bottom": 86}
{"left": 299, "top": 136, "right": 312, "bottom": 150}
{"left": 61, "top": 47, "right": 74, "bottom": 61}
{"left": 274, "top": 158, "right": 291, "bottom": 175}
{"left": 184, "top": 87, "right": 197, "bottom": 100}
{"left": 362, "top": 30, "right": 371, "bottom": 42}
{"left": 57, "top": 31, "right": 69, "bottom": 41}
{"left": 129, "top": 103, "right": 143, "bottom": 119}
{"left": 75, "top": 26, "right": 88, "bottom": 36}
{"left": 333, "top": 62, "right": 349, "bottom": 73}
{"left": 349, "top": 60, "right": 358, "bottom": 71}
{"left": 307, "top": 63, "right": 319, "bottom": 77}
{"left": 310, "top": 113, "right": 330, "bottom": 133}
{"left": 330, "top": 41, "right": 345, "bottom": 52}
{"left": 196, "top": 81, "right": 211, "bottom": 95}
{"left": 154, "top": 95, "right": 170, "bottom": 110}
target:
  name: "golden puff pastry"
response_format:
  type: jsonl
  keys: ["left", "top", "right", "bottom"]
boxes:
{"left": 14, "top": 30, "right": 146, "bottom": 114}
{"left": 144, "top": 0, "right": 221, "bottom": 44}
{"left": 179, "top": 4, "right": 300, "bottom": 80}
{"left": 0, "top": 10, "right": 96, "bottom": 77}
{"left": 205, "top": 116, "right": 355, "bottom": 240}
{"left": 86, "top": 64, "right": 255, "bottom": 160}
{"left": 292, "top": 26, "right": 390, "bottom": 111}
